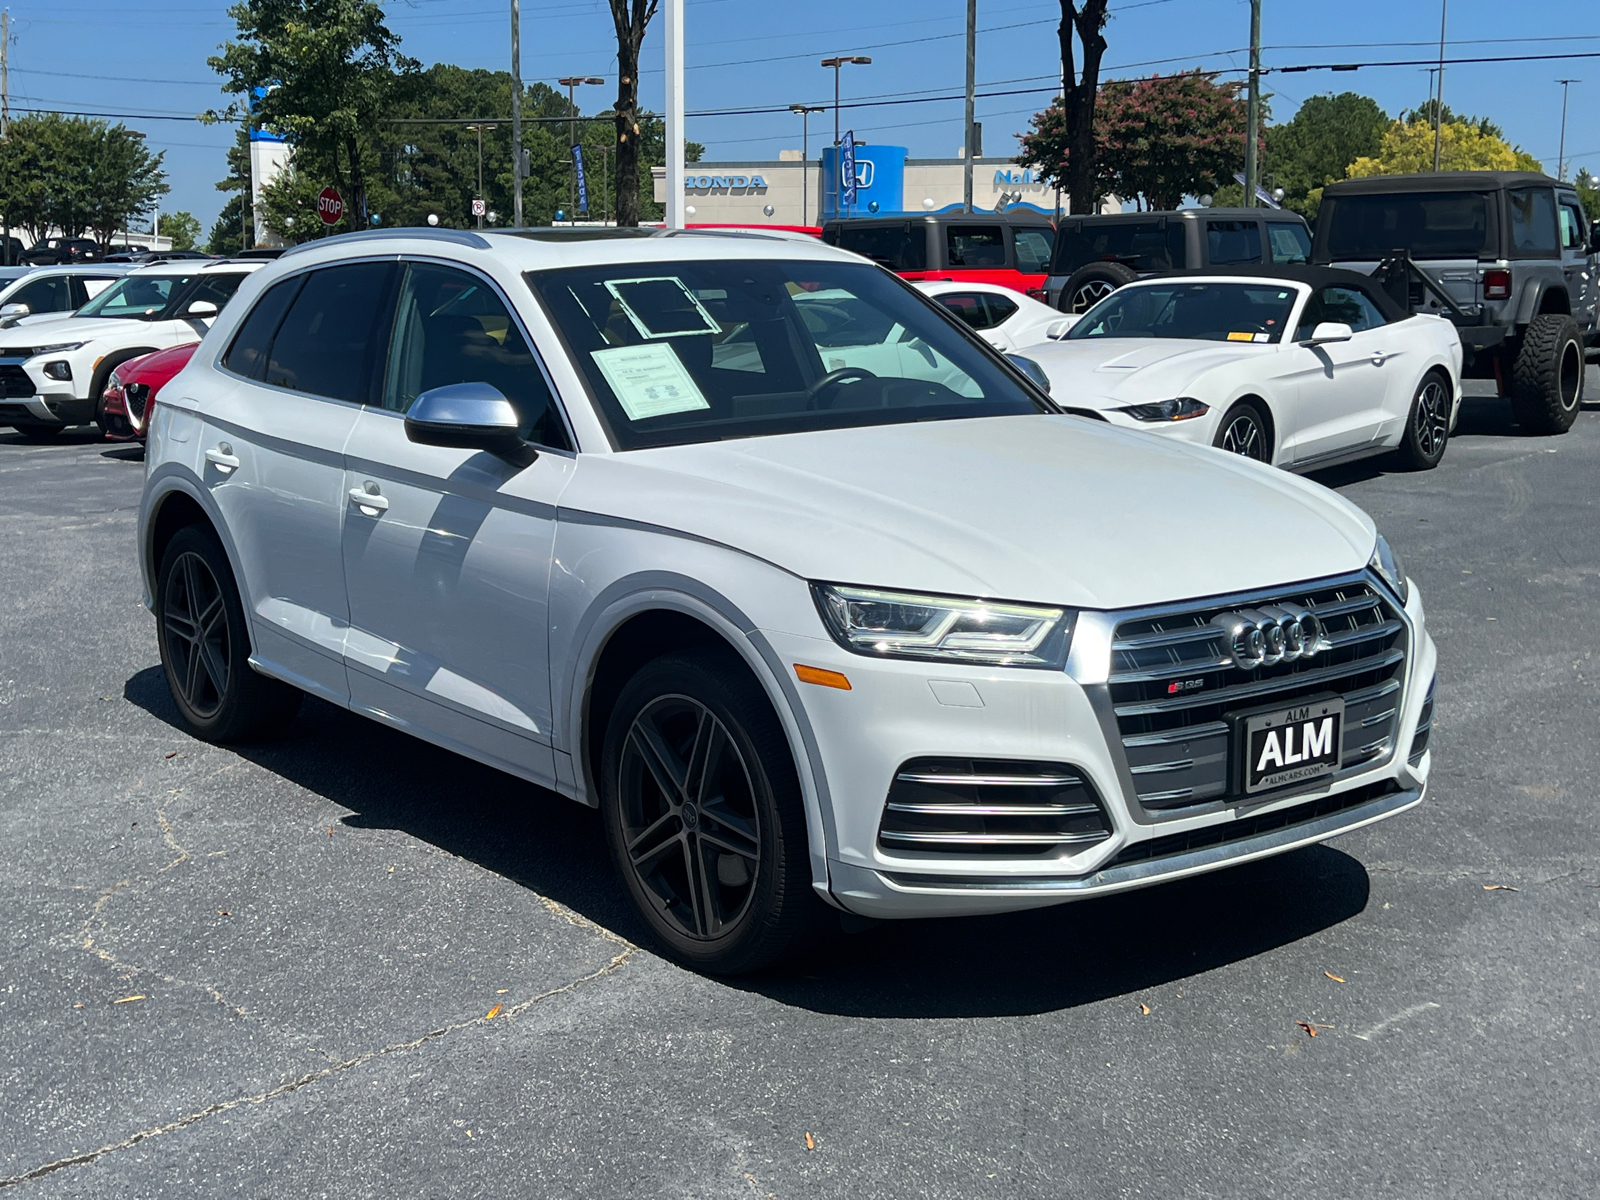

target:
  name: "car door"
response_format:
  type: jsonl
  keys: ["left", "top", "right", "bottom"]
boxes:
{"left": 1280, "top": 285, "right": 1393, "bottom": 464}
{"left": 338, "top": 260, "right": 575, "bottom": 787}
{"left": 1558, "top": 196, "right": 1598, "bottom": 334}
{"left": 196, "top": 261, "right": 397, "bottom": 703}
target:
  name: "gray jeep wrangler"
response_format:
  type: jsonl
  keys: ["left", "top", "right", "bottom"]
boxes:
{"left": 1042, "top": 207, "right": 1315, "bottom": 313}
{"left": 1314, "top": 171, "right": 1598, "bottom": 434}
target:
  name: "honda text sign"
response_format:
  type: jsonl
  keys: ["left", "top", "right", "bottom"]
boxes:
{"left": 317, "top": 186, "right": 345, "bottom": 226}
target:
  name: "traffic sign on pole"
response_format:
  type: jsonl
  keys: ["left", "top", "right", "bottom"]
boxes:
{"left": 471, "top": 198, "right": 487, "bottom": 217}
{"left": 317, "top": 186, "right": 345, "bottom": 226}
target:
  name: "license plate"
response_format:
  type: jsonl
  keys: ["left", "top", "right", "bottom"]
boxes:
{"left": 1241, "top": 697, "right": 1344, "bottom": 794}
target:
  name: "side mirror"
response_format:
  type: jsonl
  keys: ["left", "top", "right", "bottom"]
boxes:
{"left": 184, "top": 299, "right": 219, "bottom": 318}
{"left": 1004, "top": 353, "right": 1052, "bottom": 394}
{"left": 1044, "top": 315, "right": 1079, "bottom": 339}
{"left": 1309, "top": 321, "right": 1353, "bottom": 344}
{"left": 1588, "top": 230, "right": 1600, "bottom": 255}
{"left": 0, "top": 302, "right": 29, "bottom": 318}
{"left": 404, "top": 382, "right": 535, "bottom": 465}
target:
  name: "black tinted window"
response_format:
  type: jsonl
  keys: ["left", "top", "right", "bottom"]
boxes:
{"left": 935, "top": 292, "right": 994, "bottom": 330}
{"left": 1507, "top": 187, "right": 1558, "bottom": 255}
{"left": 183, "top": 272, "right": 249, "bottom": 314}
{"left": 831, "top": 223, "right": 927, "bottom": 271}
{"left": 264, "top": 263, "right": 395, "bottom": 402}
{"left": 1051, "top": 220, "right": 1183, "bottom": 274}
{"left": 986, "top": 293, "right": 1019, "bottom": 324}
{"left": 946, "top": 225, "right": 1006, "bottom": 268}
{"left": 1206, "top": 220, "right": 1263, "bottom": 264}
{"left": 223, "top": 276, "right": 303, "bottom": 381}
{"left": 11, "top": 276, "right": 72, "bottom": 313}
{"left": 382, "top": 263, "right": 569, "bottom": 449}
{"left": 1323, "top": 192, "right": 1490, "bottom": 259}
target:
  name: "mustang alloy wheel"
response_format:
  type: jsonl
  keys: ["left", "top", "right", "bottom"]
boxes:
{"left": 1397, "top": 373, "right": 1451, "bottom": 471}
{"left": 601, "top": 649, "right": 824, "bottom": 974}
{"left": 1213, "top": 401, "right": 1271, "bottom": 463}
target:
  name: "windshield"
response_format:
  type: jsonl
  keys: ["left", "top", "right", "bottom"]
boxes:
{"left": 1067, "top": 281, "right": 1299, "bottom": 343}
{"left": 76, "top": 274, "right": 193, "bottom": 320}
{"left": 528, "top": 259, "right": 1049, "bottom": 449}
{"left": 1323, "top": 192, "right": 1491, "bottom": 260}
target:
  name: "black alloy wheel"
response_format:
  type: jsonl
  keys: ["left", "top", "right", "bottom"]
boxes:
{"left": 601, "top": 650, "right": 825, "bottom": 974}
{"left": 1396, "top": 373, "right": 1451, "bottom": 470}
{"left": 1213, "top": 401, "right": 1271, "bottom": 462}
{"left": 162, "top": 548, "right": 231, "bottom": 719}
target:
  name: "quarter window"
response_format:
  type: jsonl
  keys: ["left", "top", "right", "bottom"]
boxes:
{"left": 264, "top": 262, "right": 395, "bottom": 403}
{"left": 1012, "top": 228, "right": 1055, "bottom": 273}
{"left": 1267, "top": 222, "right": 1312, "bottom": 264}
{"left": 946, "top": 225, "right": 1006, "bottom": 268}
{"left": 1206, "top": 220, "right": 1264, "bottom": 265}
{"left": 223, "top": 276, "right": 303, "bottom": 381}
{"left": 381, "top": 263, "right": 569, "bottom": 449}
{"left": 830, "top": 223, "right": 927, "bottom": 271}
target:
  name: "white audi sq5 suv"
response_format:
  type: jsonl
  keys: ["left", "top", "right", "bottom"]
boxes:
{"left": 139, "top": 227, "right": 1437, "bottom": 972}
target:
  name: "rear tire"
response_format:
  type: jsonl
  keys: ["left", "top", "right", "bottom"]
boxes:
{"left": 600, "top": 649, "right": 825, "bottom": 974}
{"left": 1511, "top": 313, "right": 1584, "bottom": 434}
{"left": 1060, "top": 261, "right": 1139, "bottom": 314}
{"left": 1394, "top": 371, "right": 1452, "bottom": 471}
{"left": 1212, "top": 400, "right": 1272, "bottom": 463}
{"left": 155, "top": 524, "right": 301, "bottom": 743}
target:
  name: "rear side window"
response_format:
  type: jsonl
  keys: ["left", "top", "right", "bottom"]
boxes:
{"left": 946, "top": 225, "right": 1006, "bottom": 268}
{"left": 1323, "top": 192, "right": 1490, "bottom": 259}
{"left": 831, "top": 223, "right": 927, "bottom": 271}
{"left": 1051, "top": 221, "right": 1183, "bottom": 274}
{"left": 1267, "top": 222, "right": 1312, "bottom": 264}
{"left": 264, "top": 263, "right": 396, "bottom": 402}
{"left": 1012, "top": 228, "right": 1055, "bottom": 273}
{"left": 223, "top": 276, "right": 303, "bottom": 381}
{"left": 1206, "top": 220, "right": 1263, "bottom": 265}
{"left": 1508, "top": 187, "right": 1558, "bottom": 256}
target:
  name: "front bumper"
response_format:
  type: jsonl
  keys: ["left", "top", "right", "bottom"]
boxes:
{"left": 0, "top": 352, "right": 91, "bottom": 425}
{"left": 768, "top": 571, "right": 1435, "bottom": 919}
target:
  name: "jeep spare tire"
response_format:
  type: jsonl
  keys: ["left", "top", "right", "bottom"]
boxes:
{"left": 1511, "top": 313, "right": 1584, "bottom": 435}
{"left": 1061, "top": 261, "right": 1139, "bottom": 314}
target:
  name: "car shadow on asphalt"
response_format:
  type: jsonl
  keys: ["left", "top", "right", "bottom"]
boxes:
{"left": 125, "top": 665, "right": 1371, "bottom": 1018}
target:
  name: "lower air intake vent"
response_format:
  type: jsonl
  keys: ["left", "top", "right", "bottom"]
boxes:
{"left": 877, "top": 758, "right": 1112, "bottom": 856}
{"left": 1408, "top": 679, "right": 1435, "bottom": 765}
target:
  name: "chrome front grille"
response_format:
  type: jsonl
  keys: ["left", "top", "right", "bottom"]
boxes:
{"left": 877, "top": 758, "right": 1113, "bottom": 856}
{"left": 1108, "top": 576, "right": 1408, "bottom": 813}
{"left": 124, "top": 381, "right": 151, "bottom": 420}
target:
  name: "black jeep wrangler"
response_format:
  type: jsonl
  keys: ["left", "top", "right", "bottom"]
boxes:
{"left": 1314, "top": 171, "right": 1598, "bottom": 434}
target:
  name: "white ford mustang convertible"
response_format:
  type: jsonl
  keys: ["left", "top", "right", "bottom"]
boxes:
{"left": 1020, "top": 267, "right": 1464, "bottom": 472}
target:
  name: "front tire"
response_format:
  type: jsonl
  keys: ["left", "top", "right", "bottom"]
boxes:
{"left": 1212, "top": 400, "right": 1272, "bottom": 463}
{"left": 1395, "top": 371, "right": 1452, "bottom": 471}
{"left": 600, "top": 649, "right": 823, "bottom": 974}
{"left": 1511, "top": 313, "right": 1584, "bottom": 434}
{"left": 156, "top": 524, "right": 301, "bottom": 742}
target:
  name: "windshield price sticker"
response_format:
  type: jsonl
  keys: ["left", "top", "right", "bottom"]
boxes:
{"left": 591, "top": 343, "right": 711, "bottom": 421}
{"left": 1240, "top": 697, "right": 1344, "bottom": 794}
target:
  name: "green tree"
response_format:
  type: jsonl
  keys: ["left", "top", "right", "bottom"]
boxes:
{"left": 1265, "top": 91, "right": 1388, "bottom": 218}
{"left": 0, "top": 114, "right": 165, "bottom": 249}
{"left": 208, "top": 193, "right": 250, "bottom": 255}
{"left": 161, "top": 211, "right": 203, "bottom": 251}
{"left": 208, "top": 0, "right": 418, "bottom": 230}
{"left": 1576, "top": 168, "right": 1600, "bottom": 222}
{"left": 1347, "top": 119, "right": 1543, "bottom": 178}
{"left": 81, "top": 124, "right": 169, "bottom": 252}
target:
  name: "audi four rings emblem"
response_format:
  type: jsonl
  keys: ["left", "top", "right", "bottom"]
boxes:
{"left": 1209, "top": 607, "right": 1330, "bottom": 670}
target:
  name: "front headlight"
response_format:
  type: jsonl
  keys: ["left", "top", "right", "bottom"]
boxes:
{"left": 1117, "top": 397, "right": 1210, "bottom": 422}
{"left": 30, "top": 341, "right": 86, "bottom": 356}
{"left": 812, "top": 583, "right": 1071, "bottom": 667}
{"left": 1369, "top": 534, "right": 1410, "bottom": 604}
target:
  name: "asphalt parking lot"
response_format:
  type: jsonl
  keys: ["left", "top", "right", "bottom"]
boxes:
{"left": 2, "top": 373, "right": 1598, "bottom": 1198}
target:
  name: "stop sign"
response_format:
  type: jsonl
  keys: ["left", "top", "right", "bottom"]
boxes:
{"left": 317, "top": 186, "right": 344, "bottom": 226}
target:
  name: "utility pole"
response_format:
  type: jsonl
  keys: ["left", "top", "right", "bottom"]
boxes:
{"left": 1244, "top": 0, "right": 1261, "bottom": 206}
{"left": 465, "top": 123, "right": 487, "bottom": 227}
{"left": 2, "top": 9, "right": 10, "bottom": 267}
{"left": 665, "top": 0, "right": 685, "bottom": 228}
{"left": 511, "top": 0, "right": 523, "bottom": 227}
{"left": 1556, "top": 79, "right": 1579, "bottom": 180}
{"left": 1432, "top": 0, "right": 1447, "bottom": 172}
{"left": 963, "top": 0, "right": 976, "bottom": 212}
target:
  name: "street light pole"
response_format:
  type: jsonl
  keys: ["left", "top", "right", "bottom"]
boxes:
{"left": 1244, "top": 0, "right": 1261, "bottom": 206}
{"left": 819, "top": 56, "right": 870, "bottom": 221}
{"left": 1555, "top": 79, "right": 1579, "bottom": 180}
{"left": 511, "top": 0, "right": 523, "bottom": 227}
{"left": 1432, "top": 0, "right": 1447, "bottom": 172}
{"left": 557, "top": 76, "right": 605, "bottom": 216}
{"left": 790, "top": 103, "right": 822, "bottom": 225}
{"left": 465, "top": 123, "right": 486, "bottom": 227}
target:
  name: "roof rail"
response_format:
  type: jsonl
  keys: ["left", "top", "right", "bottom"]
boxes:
{"left": 280, "top": 227, "right": 492, "bottom": 258}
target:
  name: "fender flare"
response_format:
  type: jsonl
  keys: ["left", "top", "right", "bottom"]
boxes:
{"left": 138, "top": 464, "right": 253, "bottom": 637}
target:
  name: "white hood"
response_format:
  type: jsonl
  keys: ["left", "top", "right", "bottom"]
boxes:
{"left": 1024, "top": 337, "right": 1270, "bottom": 412}
{"left": 1, "top": 314, "right": 169, "bottom": 344}
{"left": 559, "top": 414, "right": 1377, "bottom": 611}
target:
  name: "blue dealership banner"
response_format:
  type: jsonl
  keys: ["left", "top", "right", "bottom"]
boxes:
{"left": 840, "top": 131, "right": 857, "bottom": 209}
{"left": 573, "top": 145, "right": 590, "bottom": 213}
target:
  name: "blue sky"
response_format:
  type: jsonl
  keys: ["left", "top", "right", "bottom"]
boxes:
{"left": 4, "top": 0, "right": 1597, "bottom": 231}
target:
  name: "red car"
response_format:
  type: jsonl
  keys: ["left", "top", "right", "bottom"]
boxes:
{"left": 99, "top": 342, "right": 196, "bottom": 441}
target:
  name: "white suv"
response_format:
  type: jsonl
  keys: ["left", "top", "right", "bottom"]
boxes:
{"left": 0, "top": 261, "right": 262, "bottom": 437}
{"left": 138, "top": 228, "right": 1437, "bottom": 972}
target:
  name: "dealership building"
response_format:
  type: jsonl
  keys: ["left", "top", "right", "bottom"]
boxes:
{"left": 652, "top": 145, "right": 1116, "bottom": 225}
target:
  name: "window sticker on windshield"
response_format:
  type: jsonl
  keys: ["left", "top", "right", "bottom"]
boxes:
{"left": 1253, "top": 333, "right": 1270, "bottom": 342}
{"left": 604, "top": 276, "right": 722, "bottom": 340}
{"left": 1227, "top": 331, "right": 1254, "bottom": 341}
{"left": 591, "top": 343, "right": 711, "bottom": 421}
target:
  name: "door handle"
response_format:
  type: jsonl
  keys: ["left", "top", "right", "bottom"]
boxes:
{"left": 204, "top": 443, "right": 239, "bottom": 472}
{"left": 1370, "top": 350, "right": 1388, "bottom": 366}
{"left": 349, "top": 485, "right": 388, "bottom": 515}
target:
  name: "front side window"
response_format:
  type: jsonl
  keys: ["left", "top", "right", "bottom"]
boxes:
{"left": 832, "top": 223, "right": 927, "bottom": 271}
{"left": 1267, "top": 222, "right": 1313, "bottom": 264}
{"left": 1508, "top": 187, "right": 1558, "bottom": 256}
{"left": 1013, "top": 228, "right": 1055, "bottom": 273}
{"left": 1068, "top": 281, "right": 1298, "bottom": 343}
{"left": 11, "top": 276, "right": 71, "bottom": 313}
{"left": 1295, "top": 285, "right": 1387, "bottom": 340}
{"left": 1559, "top": 201, "right": 1586, "bottom": 251}
{"left": 1206, "top": 220, "right": 1264, "bottom": 265}
{"left": 946, "top": 225, "right": 1006, "bottom": 268}
{"left": 263, "top": 262, "right": 395, "bottom": 403}
{"left": 181, "top": 272, "right": 249, "bottom": 313}
{"left": 381, "top": 262, "right": 569, "bottom": 449}
{"left": 76, "top": 274, "right": 192, "bottom": 320}
{"left": 528, "top": 259, "right": 1048, "bottom": 450}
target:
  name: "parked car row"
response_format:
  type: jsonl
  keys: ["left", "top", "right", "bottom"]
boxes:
{"left": 117, "top": 224, "right": 1437, "bottom": 974}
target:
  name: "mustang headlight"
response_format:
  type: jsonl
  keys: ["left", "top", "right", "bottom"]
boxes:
{"left": 812, "top": 583, "right": 1071, "bottom": 667}
{"left": 1369, "top": 534, "right": 1410, "bottom": 604}
{"left": 29, "top": 341, "right": 86, "bottom": 356}
{"left": 1117, "top": 397, "right": 1209, "bottom": 422}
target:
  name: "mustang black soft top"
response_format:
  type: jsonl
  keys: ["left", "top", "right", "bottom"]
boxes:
{"left": 1159, "top": 264, "right": 1412, "bottom": 324}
